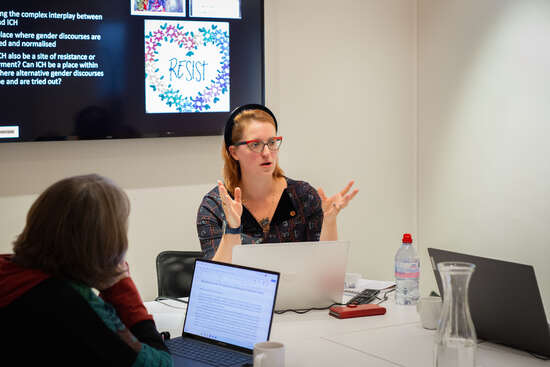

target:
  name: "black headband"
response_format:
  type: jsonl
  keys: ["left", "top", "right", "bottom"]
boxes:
{"left": 224, "top": 104, "right": 278, "bottom": 151}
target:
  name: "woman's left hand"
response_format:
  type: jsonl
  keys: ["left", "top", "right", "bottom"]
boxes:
{"left": 318, "top": 180, "right": 359, "bottom": 222}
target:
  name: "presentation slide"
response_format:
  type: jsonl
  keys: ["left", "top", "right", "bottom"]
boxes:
{"left": 190, "top": 0, "right": 241, "bottom": 19}
{"left": 0, "top": 0, "right": 264, "bottom": 142}
{"left": 0, "top": 10, "right": 104, "bottom": 89}
{"left": 145, "top": 20, "right": 229, "bottom": 113}
{"left": 131, "top": 0, "right": 186, "bottom": 17}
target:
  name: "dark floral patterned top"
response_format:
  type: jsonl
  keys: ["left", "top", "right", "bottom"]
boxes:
{"left": 197, "top": 177, "right": 323, "bottom": 259}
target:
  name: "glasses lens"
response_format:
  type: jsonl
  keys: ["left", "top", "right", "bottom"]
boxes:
{"left": 245, "top": 138, "right": 282, "bottom": 153}
{"left": 268, "top": 138, "right": 282, "bottom": 151}
{"left": 247, "top": 141, "right": 263, "bottom": 153}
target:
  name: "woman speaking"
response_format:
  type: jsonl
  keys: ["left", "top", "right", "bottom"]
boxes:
{"left": 197, "top": 104, "right": 358, "bottom": 262}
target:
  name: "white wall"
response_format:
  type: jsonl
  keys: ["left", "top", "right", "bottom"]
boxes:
{"left": 0, "top": 0, "right": 417, "bottom": 301}
{"left": 0, "top": 137, "right": 220, "bottom": 300}
{"left": 265, "top": 0, "right": 417, "bottom": 285}
{"left": 418, "top": 0, "right": 550, "bottom": 315}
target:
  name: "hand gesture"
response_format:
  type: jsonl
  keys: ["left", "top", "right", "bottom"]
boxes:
{"left": 218, "top": 180, "right": 243, "bottom": 229}
{"left": 318, "top": 180, "right": 358, "bottom": 223}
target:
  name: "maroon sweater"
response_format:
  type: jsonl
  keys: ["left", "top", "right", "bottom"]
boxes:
{"left": 0, "top": 255, "right": 168, "bottom": 366}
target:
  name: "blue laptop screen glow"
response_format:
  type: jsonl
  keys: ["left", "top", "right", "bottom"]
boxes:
{"left": 183, "top": 260, "right": 279, "bottom": 350}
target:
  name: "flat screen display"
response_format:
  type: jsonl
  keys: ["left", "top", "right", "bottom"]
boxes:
{"left": 0, "top": 0, "right": 264, "bottom": 142}
{"left": 184, "top": 260, "right": 279, "bottom": 350}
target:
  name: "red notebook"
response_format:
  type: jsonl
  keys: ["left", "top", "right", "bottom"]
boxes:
{"left": 329, "top": 303, "right": 387, "bottom": 319}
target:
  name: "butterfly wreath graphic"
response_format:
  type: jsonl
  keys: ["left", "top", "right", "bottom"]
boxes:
{"left": 145, "top": 20, "right": 230, "bottom": 113}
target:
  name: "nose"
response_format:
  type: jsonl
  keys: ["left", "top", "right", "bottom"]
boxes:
{"left": 260, "top": 144, "right": 270, "bottom": 155}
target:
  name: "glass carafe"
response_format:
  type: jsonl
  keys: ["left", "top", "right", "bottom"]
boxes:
{"left": 434, "top": 262, "right": 477, "bottom": 367}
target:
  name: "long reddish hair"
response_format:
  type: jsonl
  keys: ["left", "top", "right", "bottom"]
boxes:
{"left": 222, "top": 109, "right": 284, "bottom": 194}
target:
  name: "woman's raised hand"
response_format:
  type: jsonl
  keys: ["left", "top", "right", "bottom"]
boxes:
{"left": 318, "top": 180, "right": 359, "bottom": 222}
{"left": 218, "top": 180, "right": 243, "bottom": 229}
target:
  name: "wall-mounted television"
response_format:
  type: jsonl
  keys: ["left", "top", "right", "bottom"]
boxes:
{"left": 0, "top": 0, "right": 264, "bottom": 142}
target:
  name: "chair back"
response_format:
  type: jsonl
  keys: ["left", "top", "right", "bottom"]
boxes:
{"left": 156, "top": 250, "right": 203, "bottom": 298}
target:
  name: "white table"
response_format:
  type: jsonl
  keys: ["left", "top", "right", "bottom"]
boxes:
{"left": 145, "top": 298, "right": 549, "bottom": 366}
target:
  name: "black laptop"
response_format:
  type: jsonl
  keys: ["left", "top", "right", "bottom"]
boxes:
{"left": 428, "top": 248, "right": 550, "bottom": 359}
{"left": 166, "top": 259, "right": 280, "bottom": 366}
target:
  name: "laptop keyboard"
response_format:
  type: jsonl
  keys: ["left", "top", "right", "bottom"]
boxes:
{"left": 167, "top": 337, "right": 251, "bottom": 367}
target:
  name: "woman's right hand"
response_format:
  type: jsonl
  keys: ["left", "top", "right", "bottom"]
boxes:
{"left": 218, "top": 180, "right": 243, "bottom": 229}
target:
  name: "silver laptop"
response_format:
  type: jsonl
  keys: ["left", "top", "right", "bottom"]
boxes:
{"left": 166, "top": 259, "right": 280, "bottom": 366}
{"left": 428, "top": 248, "right": 550, "bottom": 359}
{"left": 232, "top": 241, "right": 350, "bottom": 311}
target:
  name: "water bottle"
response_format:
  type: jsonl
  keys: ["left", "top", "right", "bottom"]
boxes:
{"left": 395, "top": 233, "right": 420, "bottom": 305}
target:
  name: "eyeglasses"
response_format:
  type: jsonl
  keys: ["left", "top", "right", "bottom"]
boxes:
{"left": 234, "top": 136, "right": 283, "bottom": 153}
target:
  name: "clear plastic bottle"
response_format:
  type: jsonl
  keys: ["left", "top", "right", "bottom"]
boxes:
{"left": 394, "top": 233, "right": 420, "bottom": 305}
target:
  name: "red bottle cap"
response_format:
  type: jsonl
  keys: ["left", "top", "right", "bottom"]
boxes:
{"left": 402, "top": 233, "right": 412, "bottom": 243}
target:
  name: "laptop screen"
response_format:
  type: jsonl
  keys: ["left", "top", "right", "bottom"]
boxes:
{"left": 427, "top": 248, "right": 550, "bottom": 358}
{"left": 232, "top": 241, "right": 350, "bottom": 310}
{"left": 183, "top": 260, "right": 279, "bottom": 350}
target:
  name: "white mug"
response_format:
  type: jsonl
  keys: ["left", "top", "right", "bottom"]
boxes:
{"left": 416, "top": 296, "right": 442, "bottom": 330}
{"left": 253, "top": 341, "right": 285, "bottom": 367}
{"left": 344, "top": 272, "right": 361, "bottom": 288}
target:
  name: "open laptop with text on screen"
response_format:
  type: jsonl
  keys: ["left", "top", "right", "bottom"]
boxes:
{"left": 166, "top": 259, "right": 280, "bottom": 367}
{"left": 428, "top": 248, "right": 550, "bottom": 359}
{"left": 232, "top": 241, "right": 350, "bottom": 311}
